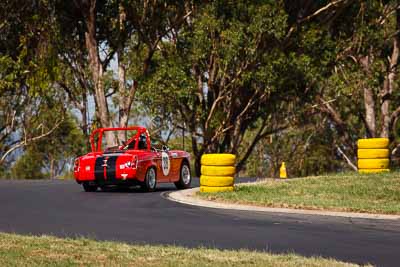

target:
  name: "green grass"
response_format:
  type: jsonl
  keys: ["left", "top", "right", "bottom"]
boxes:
{"left": 199, "top": 172, "right": 400, "bottom": 215}
{"left": 0, "top": 233, "right": 368, "bottom": 267}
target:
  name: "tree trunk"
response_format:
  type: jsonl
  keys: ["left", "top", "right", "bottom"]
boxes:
{"left": 117, "top": 57, "right": 127, "bottom": 143}
{"left": 49, "top": 157, "right": 54, "bottom": 179}
{"left": 117, "top": 4, "right": 131, "bottom": 142}
{"left": 117, "top": 72, "right": 136, "bottom": 142}
{"left": 81, "top": 91, "right": 91, "bottom": 152}
{"left": 380, "top": 11, "right": 400, "bottom": 138}
{"left": 363, "top": 87, "right": 376, "bottom": 137}
{"left": 194, "top": 154, "right": 201, "bottom": 178}
{"left": 117, "top": 50, "right": 136, "bottom": 142}
{"left": 84, "top": 0, "right": 114, "bottom": 146}
{"left": 189, "top": 122, "right": 202, "bottom": 177}
{"left": 359, "top": 55, "right": 376, "bottom": 138}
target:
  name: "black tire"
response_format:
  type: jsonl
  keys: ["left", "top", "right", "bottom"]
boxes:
{"left": 82, "top": 182, "right": 97, "bottom": 192}
{"left": 141, "top": 167, "right": 157, "bottom": 192}
{"left": 174, "top": 161, "right": 192, "bottom": 189}
{"left": 99, "top": 185, "right": 108, "bottom": 192}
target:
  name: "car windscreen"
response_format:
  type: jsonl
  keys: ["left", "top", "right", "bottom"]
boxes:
{"left": 96, "top": 130, "right": 138, "bottom": 151}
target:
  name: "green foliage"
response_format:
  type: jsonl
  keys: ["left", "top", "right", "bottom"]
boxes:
{"left": 10, "top": 114, "right": 85, "bottom": 179}
{"left": 139, "top": 1, "right": 297, "bottom": 149}
{"left": 241, "top": 120, "right": 344, "bottom": 178}
{"left": 2, "top": 1, "right": 400, "bottom": 179}
{"left": 0, "top": 0, "right": 67, "bottom": 171}
{"left": 10, "top": 150, "right": 48, "bottom": 179}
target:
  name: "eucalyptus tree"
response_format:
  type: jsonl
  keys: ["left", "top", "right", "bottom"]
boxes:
{"left": 139, "top": 0, "right": 331, "bottom": 175}
{"left": 310, "top": 1, "right": 400, "bottom": 169}
{"left": 10, "top": 114, "right": 85, "bottom": 179}
{"left": 55, "top": 0, "right": 189, "bottom": 145}
{"left": 0, "top": 0, "right": 65, "bottom": 167}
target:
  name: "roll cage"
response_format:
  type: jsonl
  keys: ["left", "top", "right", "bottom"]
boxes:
{"left": 90, "top": 126, "right": 150, "bottom": 152}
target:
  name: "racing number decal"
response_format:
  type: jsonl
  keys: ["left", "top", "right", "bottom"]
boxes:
{"left": 161, "top": 152, "right": 170, "bottom": 176}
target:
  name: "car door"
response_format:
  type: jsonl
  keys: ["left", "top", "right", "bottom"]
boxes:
{"left": 139, "top": 132, "right": 168, "bottom": 183}
{"left": 167, "top": 151, "right": 181, "bottom": 181}
{"left": 157, "top": 149, "right": 172, "bottom": 182}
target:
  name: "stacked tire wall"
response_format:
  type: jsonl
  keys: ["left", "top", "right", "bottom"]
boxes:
{"left": 357, "top": 138, "right": 390, "bottom": 173}
{"left": 200, "top": 154, "right": 236, "bottom": 193}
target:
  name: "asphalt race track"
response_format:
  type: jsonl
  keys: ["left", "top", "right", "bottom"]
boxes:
{"left": 0, "top": 179, "right": 399, "bottom": 267}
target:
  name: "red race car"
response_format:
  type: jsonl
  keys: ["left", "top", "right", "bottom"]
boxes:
{"left": 74, "top": 126, "right": 192, "bottom": 192}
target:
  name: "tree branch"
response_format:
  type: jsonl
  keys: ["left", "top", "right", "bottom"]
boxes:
{"left": 236, "top": 121, "right": 289, "bottom": 172}
{"left": 298, "top": 0, "right": 350, "bottom": 23}
{"left": 0, "top": 118, "right": 64, "bottom": 165}
{"left": 336, "top": 145, "right": 358, "bottom": 171}
{"left": 205, "top": 93, "right": 225, "bottom": 131}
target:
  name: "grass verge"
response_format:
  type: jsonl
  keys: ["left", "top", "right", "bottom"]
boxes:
{"left": 0, "top": 232, "right": 368, "bottom": 267}
{"left": 198, "top": 172, "right": 400, "bottom": 215}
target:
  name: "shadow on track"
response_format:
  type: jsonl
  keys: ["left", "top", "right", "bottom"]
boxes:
{"left": 88, "top": 185, "right": 176, "bottom": 194}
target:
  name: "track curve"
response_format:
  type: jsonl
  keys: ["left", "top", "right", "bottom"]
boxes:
{"left": 0, "top": 179, "right": 399, "bottom": 266}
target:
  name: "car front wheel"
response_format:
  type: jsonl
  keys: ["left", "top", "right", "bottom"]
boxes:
{"left": 142, "top": 167, "right": 157, "bottom": 192}
{"left": 175, "top": 161, "right": 191, "bottom": 189}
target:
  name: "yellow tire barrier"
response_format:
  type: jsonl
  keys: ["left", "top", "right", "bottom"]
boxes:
{"left": 358, "top": 169, "right": 390, "bottom": 174}
{"left": 357, "top": 149, "right": 389, "bottom": 159}
{"left": 200, "top": 175, "right": 234, "bottom": 187}
{"left": 357, "top": 138, "right": 390, "bottom": 173}
{"left": 201, "top": 165, "right": 235, "bottom": 176}
{"left": 200, "top": 153, "right": 236, "bottom": 193}
{"left": 201, "top": 154, "right": 236, "bottom": 166}
{"left": 200, "top": 186, "right": 234, "bottom": 193}
{"left": 357, "top": 159, "right": 389, "bottom": 169}
{"left": 357, "top": 138, "right": 389, "bottom": 149}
